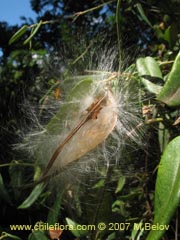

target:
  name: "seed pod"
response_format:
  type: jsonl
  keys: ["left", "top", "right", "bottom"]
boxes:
{"left": 43, "top": 89, "right": 117, "bottom": 176}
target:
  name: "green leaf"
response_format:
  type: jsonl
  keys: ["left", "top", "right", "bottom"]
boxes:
{"left": 115, "top": 176, "right": 126, "bottom": 193}
{"left": 9, "top": 166, "right": 23, "bottom": 200}
{"left": 18, "top": 183, "right": 45, "bottom": 209}
{"left": 28, "top": 230, "right": 49, "bottom": 240}
{"left": 23, "top": 21, "right": 42, "bottom": 45}
{"left": 92, "top": 179, "right": 105, "bottom": 189}
{"left": 47, "top": 191, "right": 64, "bottom": 224}
{"left": 106, "top": 232, "right": 116, "bottom": 240}
{"left": 65, "top": 218, "right": 88, "bottom": 237}
{"left": 163, "top": 24, "right": 178, "bottom": 48}
{"left": 9, "top": 161, "right": 25, "bottom": 185}
{"left": 154, "top": 25, "right": 164, "bottom": 41}
{"left": 9, "top": 25, "right": 28, "bottom": 45}
{"left": 45, "top": 77, "right": 93, "bottom": 134}
{"left": 112, "top": 200, "right": 128, "bottom": 216}
{"left": 0, "top": 174, "right": 12, "bottom": 205}
{"left": 136, "top": 3, "right": 152, "bottom": 28}
{"left": 131, "top": 220, "right": 144, "bottom": 240}
{"left": 157, "top": 51, "right": 180, "bottom": 106}
{"left": 146, "top": 136, "right": 180, "bottom": 240}
{"left": 136, "top": 57, "right": 163, "bottom": 94}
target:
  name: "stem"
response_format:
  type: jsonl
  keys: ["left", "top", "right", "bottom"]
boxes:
{"left": 84, "top": 70, "right": 137, "bottom": 80}
{"left": 69, "top": 0, "right": 116, "bottom": 22}
{"left": 71, "top": 42, "right": 93, "bottom": 65}
{"left": 29, "top": 19, "right": 59, "bottom": 29}
{"left": 158, "top": 60, "right": 174, "bottom": 66}
{"left": 116, "top": 0, "right": 123, "bottom": 71}
{"left": 126, "top": 118, "right": 163, "bottom": 140}
{"left": 0, "top": 162, "right": 34, "bottom": 168}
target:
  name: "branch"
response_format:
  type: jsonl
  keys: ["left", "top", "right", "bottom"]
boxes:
{"left": 67, "top": 0, "right": 116, "bottom": 22}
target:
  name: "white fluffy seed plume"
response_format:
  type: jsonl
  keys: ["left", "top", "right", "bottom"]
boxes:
{"left": 16, "top": 48, "right": 144, "bottom": 184}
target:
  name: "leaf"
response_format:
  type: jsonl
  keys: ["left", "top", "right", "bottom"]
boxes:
{"left": 112, "top": 200, "right": 128, "bottom": 217}
{"left": 146, "top": 136, "right": 180, "bottom": 240}
{"left": 45, "top": 77, "right": 93, "bottom": 134}
{"left": 131, "top": 220, "right": 144, "bottom": 240}
{"left": 0, "top": 174, "right": 12, "bottom": 205}
{"left": 136, "top": 57, "right": 163, "bottom": 94}
{"left": 69, "top": 77, "right": 93, "bottom": 99}
{"left": 97, "top": 192, "right": 113, "bottom": 223}
{"left": 9, "top": 161, "right": 25, "bottom": 199}
{"left": 28, "top": 230, "right": 49, "bottom": 240}
{"left": 18, "top": 183, "right": 45, "bottom": 209}
{"left": 136, "top": 3, "right": 152, "bottom": 28}
{"left": 92, "top": 179, "right": 105, "bottom": 189}
{"left": 115, "top": 176, "right": 126, "bottom": 193}
{"left": 23, "top": 21, "right": 42, "bottom": 45}
{"left": 65, "top": 218, "right": 88, "bottom": 237}
{"left": 163, "top": 24, "right": 178, "bottom": 48}
{"left": 47, "top": 191, "right": 64, "bottom": 224}
{"left": 157, "top": 51, "right": 180, "bottom": 106}
{"left": 9, "top": 25, "right": 28, "bottom": 45}
{"left": 106, "top": 232, "right": 116, "bottom": 240}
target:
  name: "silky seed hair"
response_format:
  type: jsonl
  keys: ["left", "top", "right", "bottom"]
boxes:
{"left": 15, "top": 46, "right": 144, "bottom": 189}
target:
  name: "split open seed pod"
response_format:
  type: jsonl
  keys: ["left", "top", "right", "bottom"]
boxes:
{"left": 36, "top": 74, "right": 118, "bottom": 177}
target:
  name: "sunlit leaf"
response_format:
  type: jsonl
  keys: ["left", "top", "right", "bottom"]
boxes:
{"left": 115, "top": 176, "right": 126, "bottom": 193}
{"left": 92, "top": 179, "right": 105, "bottom": 189}
{"left": 23, "top": 21, "right": 43, "bottom": 45}
{"left": 157, "top": 51, "right": 180, "bottom": 106}
{"left": 136, "top": 57, "right": 163, "bottom": 94}
{"left": 146, "top": 136, "right": 180, "bottom": 240}
{"left": 9, "top": 25, "right": 28, "bottom": 45}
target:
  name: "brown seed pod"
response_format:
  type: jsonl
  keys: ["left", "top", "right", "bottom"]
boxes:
{"left": 43, "top": 89, "right": 117, "bottom": 176}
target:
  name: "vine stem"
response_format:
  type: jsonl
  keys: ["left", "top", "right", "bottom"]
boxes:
{"left": 69, "top": 0, "right": 116, "bottom": 22}
{"left": 116, "top": 0, "right": 123, "bottom": 72}
{"left": 71, "top": 42, "right": 93, "bottom": 65}
{"left": 158, "top": 60, "right": 174, "bottom": 66}
{"left": 0, "top": 162, "right": 34, "bottom": 168}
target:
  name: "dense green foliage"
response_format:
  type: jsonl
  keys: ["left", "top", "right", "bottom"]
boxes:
{"left": 0, "top": 1, "right": 180, "bottom": 240}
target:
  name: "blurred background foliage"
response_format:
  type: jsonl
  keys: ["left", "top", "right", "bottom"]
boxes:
{"left": 0, "top": 0, "right": 180, "bottom": 239}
